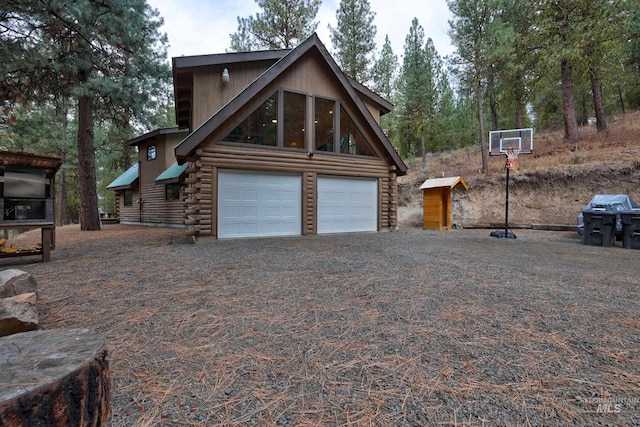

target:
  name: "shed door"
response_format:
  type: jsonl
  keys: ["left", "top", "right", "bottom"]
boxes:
{"left": 317, "top": 176, "right": 378, "bottom": 234}
{"left": 218, "top": 170, "right": 302, "bottom": 238}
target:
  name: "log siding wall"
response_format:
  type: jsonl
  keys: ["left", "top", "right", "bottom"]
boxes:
{"left": 115, "top": 187, "right": 185, "bottom": 227}
{"left": 117, "top": 190, "right": 140, "bottom": 224}
{"left": 140, "top": 182, "right": 184, "bottom": 226}
{"left": 184, "top": 144, "right": 398, "bottom": 239}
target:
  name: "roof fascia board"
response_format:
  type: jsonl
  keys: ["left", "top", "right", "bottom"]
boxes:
{"left": 347, "top": 76, "right": 393, "bottom": 114}
{"left": 172, "top": 49, "right": 291, "bottom": 69}
{"left": 125, "top": 127, "right": 187, "bottom": 147}
{"left": 318, "top": 43, "right": 406, "bottom": 173}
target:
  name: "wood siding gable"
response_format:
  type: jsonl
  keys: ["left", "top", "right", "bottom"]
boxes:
{"left": 174, "top": 33, "right": 407, "bottom": 175}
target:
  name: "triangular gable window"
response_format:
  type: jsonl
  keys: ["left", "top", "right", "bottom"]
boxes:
{"left": 222, "top": 92, "right": 278, "bottom": 146}
{"left": 220, "top": 90, "right": 307, "bottom": 150}
{"left": 339, "top": 106, "right": 376, "bottom": 157}
{"left": 313, "top": 96, "right": 377, "bottom": 157}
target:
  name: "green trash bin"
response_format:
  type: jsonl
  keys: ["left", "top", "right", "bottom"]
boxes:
{"left": 620, "top": 209, "right": 640, "bottom": 249}
{"left": 582, "top": 210, "right": 617, "bottom": 247}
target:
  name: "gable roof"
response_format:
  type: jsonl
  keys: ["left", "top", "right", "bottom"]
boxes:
{"left": 420, "top": 176, "right": 468, "bottom": 191}
{"left": 172, "top": 48, "right": 393, "bottom": 130}
{"left": 173, "top": 33, "right": 406, "bottom": 175}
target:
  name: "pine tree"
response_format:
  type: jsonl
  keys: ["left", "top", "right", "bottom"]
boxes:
{"left": 372, "top": 35, "right": 398, "bottom": 99}
{"left": 229, "top": 0, "right": 321, "bottom": 51}
{"left": 398, "top": 18, "right": 429, "bottom": 158}
{"left": 329, "top": 0, "right": 377, "bottom": 83}
{"left": 1, "top": 1, "right": 170, "bottom": 230}
{"left": 448, "top": 0, "right": 498, "bottom": 173}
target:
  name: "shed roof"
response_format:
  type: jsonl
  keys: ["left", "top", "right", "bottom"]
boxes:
{"left": 0, "top": 150, "right": 62, "bottom": 173}
{"left": 106, "top": 163, "right": 139, "bottom": 190}
{"left": 155, "top": 161, "right": 187, "bottom": 183}
{"left": 419, "top": 176, "right": 468, "bottom": 191}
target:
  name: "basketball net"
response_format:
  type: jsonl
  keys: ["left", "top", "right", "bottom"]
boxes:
{"left": 505, "top": 147, "right": 520, "bottom": 170}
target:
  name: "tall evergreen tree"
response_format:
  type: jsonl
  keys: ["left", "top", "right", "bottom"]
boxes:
{"left": 499, "top": 0, "right": 537, "bottom": 129}
{"left": 534, "top": 0, "right": 583, "bottom": 141}
{"left": 448, "top": 0, "right": 498, "bottom": 173}
{"left": 229, "top": 0, "right": 321, "bottom": 51}
{"left": 372, "top": 35, "right": 398, "bottom": 99}
{"left": 398, "top": 18, "right": 429, "bottom": 158}
{"left": 372, "top": 35, "right": 399, "bottom": 146}
{"left": 1, "top": 1, "right": 171, "bottom": 230}
{"left": 329, "top": 0, "right": 377, "bottom": 83}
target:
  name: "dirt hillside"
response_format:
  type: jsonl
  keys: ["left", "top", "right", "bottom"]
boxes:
{"left": 398, "top": 110, "right": 640, "bottom": 229}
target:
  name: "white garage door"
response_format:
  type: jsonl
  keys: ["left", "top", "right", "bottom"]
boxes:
{"left": 218, "top": 170, "right": 302, "bottom": 238}
{"left": 317, "top": 176, "right": 378, "bottom": 234}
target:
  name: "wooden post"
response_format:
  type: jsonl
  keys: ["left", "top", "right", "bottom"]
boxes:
{"left": 41, "top": 226, "right": 52, "bottom": 262}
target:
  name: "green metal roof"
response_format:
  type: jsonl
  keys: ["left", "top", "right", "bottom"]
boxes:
{"left": 155, "top": 161, "right": 187, "bottom": 182}
{"left": 106, "top": 163, "right": 138, "bottom": 190}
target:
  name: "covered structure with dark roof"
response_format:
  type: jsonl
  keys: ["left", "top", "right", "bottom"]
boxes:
{"left": 0, "top": 150, "right": 62, "bottom": 261}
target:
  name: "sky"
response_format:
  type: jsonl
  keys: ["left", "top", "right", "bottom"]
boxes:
{"left": 146, "top": 0, "right": 455, "bottom": 64}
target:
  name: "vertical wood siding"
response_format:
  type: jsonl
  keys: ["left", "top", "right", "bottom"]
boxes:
{"left": 192, "top": 61, "right": 280, "bottom": 129}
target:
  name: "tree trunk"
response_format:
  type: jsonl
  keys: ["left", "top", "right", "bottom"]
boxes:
{"left": 616, "top": 83, "right": 626, "bottom": 114}
{"left": 590, "top": 67, "right": 607, "bottom": 132}
{"left": 476, "top": 75, "right": 488, "bottom": 174}
{"left": 57, "top": 149, "right": 68, "bottom": 226}
{"left": 514, "top": 79, "right": 525, "bottom": 129}
{"left": 487, "top": 72, "right": 498, "bottom": 131}
{"left": 0, "top": 329, "right": 110, "bottom": 426}
{"left": 421, "top": 128, "right": 426, "bottom": 164}
{"left": 77, "top": 95, "right": 101, "bottom": 231}
{"left": 577, "top": 92, "right": 588, "bottom": 126}
{"left": 560, "top": 58, "right": 578, "bottom": 141}
{"left": 56, "top": 102, "right": 70, "bottom": 226}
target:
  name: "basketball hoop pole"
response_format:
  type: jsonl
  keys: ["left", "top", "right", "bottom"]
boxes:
{"left": 504, "top": 165, "right": 513, "bottom": 238}
{"left": 490, "top": 148, "right": 518, "bottom": 239}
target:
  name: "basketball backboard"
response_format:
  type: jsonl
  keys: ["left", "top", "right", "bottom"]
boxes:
{"left": 489, "top": 128, "right": 533, "bottom": 156}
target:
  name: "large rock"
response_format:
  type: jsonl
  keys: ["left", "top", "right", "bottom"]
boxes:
{"left": 0, "top": 269, "right": 38, "bottom": 298}
{"left": 0, "top": 293, "right": 38, "bottom": 337}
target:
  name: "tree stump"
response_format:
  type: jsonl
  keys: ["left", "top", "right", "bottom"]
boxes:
{"left": 0, "top": 329, "right": 110, "bottom": 426}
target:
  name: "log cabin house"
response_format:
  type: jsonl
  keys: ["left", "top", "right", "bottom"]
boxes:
{"left": 107, "top": 127, "right": 188, "bottom": 227}
{"left": 109, "top": 33, "right": 407, "bottom": 239}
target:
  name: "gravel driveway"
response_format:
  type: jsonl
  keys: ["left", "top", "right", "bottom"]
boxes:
{"left": 4, "top": 225, "right": 639, "bottom": 426}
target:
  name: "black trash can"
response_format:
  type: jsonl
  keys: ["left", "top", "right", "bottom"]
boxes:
{"left": 582, "top": 210, "right": 617, "bottom": 247}
{"left": 620, "top": 209, "right": 640, "bottom": 249}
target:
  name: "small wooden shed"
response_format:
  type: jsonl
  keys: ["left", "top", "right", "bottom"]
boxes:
{"left": 420, "top": 176, "right": 468, "bottom": 230}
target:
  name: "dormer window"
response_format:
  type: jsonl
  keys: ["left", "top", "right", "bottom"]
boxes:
{"left": 147, "top": 145, "right": 157, "bottom": 161}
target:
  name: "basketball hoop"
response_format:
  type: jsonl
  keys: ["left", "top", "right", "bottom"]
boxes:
{"left": 505, "top": 147, "right": 520, "bottom": 170}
